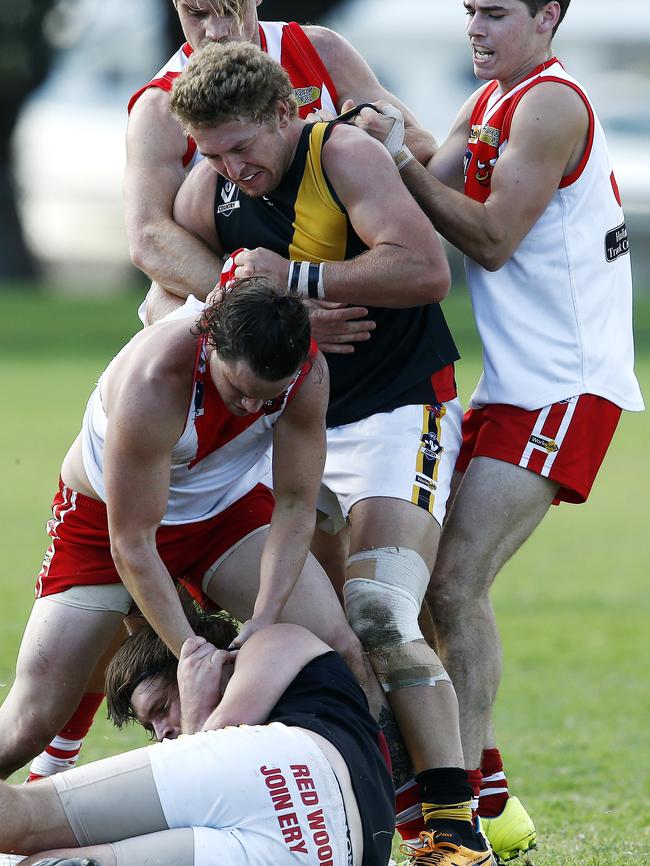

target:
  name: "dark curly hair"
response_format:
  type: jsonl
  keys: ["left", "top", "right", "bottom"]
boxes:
{"left": 105, "top": 610, "right": 239, "bottom": 730}
{"left": 195, "top": 276, "right": 311, "bottom": 381}
{"left": 519, "top": 0, "right": 570, "bottom": 34}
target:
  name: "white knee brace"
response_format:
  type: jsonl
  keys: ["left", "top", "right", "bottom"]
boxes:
{"left": 343, "top": 547, "right": 451, "bottom": 693}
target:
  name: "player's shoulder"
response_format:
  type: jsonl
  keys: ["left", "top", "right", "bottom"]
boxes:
{"left": 512, "top": 78, "right": 590, "bottom": 136}
{"left": 120, "top": 320, "right": 197, "bottom": 391}
{"left": 129, "top": 84, "right": 173, "bottom": 123}
{"left": 324, "top": 118, "right": 387, "bottom": 157}
{"left": 301, "top": 24, "right": 354, "bottom": 65}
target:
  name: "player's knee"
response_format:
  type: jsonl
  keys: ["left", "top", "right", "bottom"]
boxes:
{"left": 343, "top": 547, "right": 452, "bottom": 693}
{"left": 344, "top": 547, "right": 428, "bottom": 649}
{"left": 0, "top": 684, "right": 78, "bottom": 775}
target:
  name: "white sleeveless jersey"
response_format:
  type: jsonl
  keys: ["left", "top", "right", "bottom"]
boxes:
{"left": 81, "top": 331, "right": 312, "bottom": 525}
{"left": 463, "top": 59, "right": 644, "bottom": 412}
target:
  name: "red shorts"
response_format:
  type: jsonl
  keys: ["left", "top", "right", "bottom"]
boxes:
{"left": 36, "top": 481, "right": 275, "bottom": 600}
{"left": 455, "top": 395, "right": 621, "bottom": 504}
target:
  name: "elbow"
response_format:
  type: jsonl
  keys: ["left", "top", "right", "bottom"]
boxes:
{"left": 128, "top": 223, "right": 163, "bottom": 274}
{"left": 472, "top": 234, "right": 514, "bottom": 272}
{"left": 109, "top": 537, "right": 129, "bottom": 575}
{"left": 415, "top": 255, "right": 451, "bottom": 304}
{"left": 109, "top": 534, "right": 144, "bottom": 579}
{"left": 475, "top": 249, "right": 508, "bottom": 272}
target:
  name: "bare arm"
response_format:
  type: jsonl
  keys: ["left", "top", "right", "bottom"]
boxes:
{"left": 124, "top": 88, "right": 223, "bottom": 298}
{"left": 305, "top": 25, "right": 436, "bottom": 164}
{"left": 202, "top": 625, "right": 332, "bottom": 730}
{"left": 236, "top": 125, "right": 450, "bottom": 307}
{"left": 427, "top": 91, "right": 480, "bottom": 191}
{"left": 400, "top": 83, "right": 590, "bottom": 270}
{"left": 174, "top": 160, "right": 378, "bottom": 353}
{"left": 103, "top": 337, "right": 196, "bottom": 656}
{"left": 231, "top": 357, "right": 329, "bottom": 647}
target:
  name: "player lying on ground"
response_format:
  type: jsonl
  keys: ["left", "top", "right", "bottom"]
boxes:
{"left": 0, "top": 275, "right": 382, "bottom": 782}
{"left": 0, "top": 622, "right": 395, "bottom": 866}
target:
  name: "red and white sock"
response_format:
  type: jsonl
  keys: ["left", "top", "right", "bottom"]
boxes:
{"left": 395, "top": 777, "right": 425, "bottom": 844}
{"left": 478, "top": 748, "right": 509, "bottom": 818}
{"left": 27, "top": 693, "right": 104, "bottom": 781}
{"left": 467, "top": 767, "right": 482, "bottom": 816}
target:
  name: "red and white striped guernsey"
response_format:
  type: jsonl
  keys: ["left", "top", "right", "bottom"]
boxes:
{"left": 463, "top": 58, "right": 643, "bottom": 414}
{"left": 81, "top": 332, "right": 317, "bottom": 526}
{"left": 128, "top": 21, "right": 339, "bottom": 171}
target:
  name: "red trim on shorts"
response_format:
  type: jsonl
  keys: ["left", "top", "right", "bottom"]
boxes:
{"left": 430, "top": 363, "right": 457, "bottom": 403}
{"left": 455, "top": 395, "right": 621, "bottom": 504}
{"left": 36, "top": 480, "right": 274, "bottom": 599}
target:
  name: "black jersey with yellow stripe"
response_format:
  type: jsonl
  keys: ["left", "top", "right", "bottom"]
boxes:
{"left": 214, "top": 122, "right": 459, "bottom": 428}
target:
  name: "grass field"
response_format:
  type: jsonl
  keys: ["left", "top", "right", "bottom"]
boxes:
{"left": 1, "top": 285, "right": 649, "bottom": 864}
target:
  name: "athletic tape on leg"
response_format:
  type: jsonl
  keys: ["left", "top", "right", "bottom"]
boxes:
{"left": 343, "top": 547, "right": 451, "bottom": 692}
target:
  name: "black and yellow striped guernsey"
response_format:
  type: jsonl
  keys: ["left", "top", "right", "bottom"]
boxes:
{"left": 214, "top": 121, "right": 460, "bottom": 428}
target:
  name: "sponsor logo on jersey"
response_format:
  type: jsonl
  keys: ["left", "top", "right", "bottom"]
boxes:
{"left": 293, "top": 85, "right": 321, "bottom": 107}
{"left": 604, "top": 222, "right": 630, "bottom": 262}
{"left": 479, "top": 125, "right": 500, "bottom": 148}
{"left": 217, "top": 181, "right": 240, "bottom": 216}
{"left": 475, "top": 156, "right": 497, "bottom": 187}
{"left": 468, "top": 124, "right": 481, "bottom": 145}
{"left": 529, "top": 434, "right": 558, "bottom": 453}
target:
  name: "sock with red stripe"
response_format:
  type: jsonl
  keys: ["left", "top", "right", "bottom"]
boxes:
{"left": 478, "top": 748, "right": 509, "bottom": 818}
{"left": 395, "top": 777, "right": 425, "bottom": 842}
{"left": 467, "top": 766, "right": 482, "bottom": 816}
{"left": 27, "top": 693, "right": 104, "bottom": 781}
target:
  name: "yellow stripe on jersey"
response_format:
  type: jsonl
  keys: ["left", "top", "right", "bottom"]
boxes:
{"left": 289, "top": 122, "right": 349, "bottom": 263}
{"left": 411, "top": 404, "right": 446, "bottom": 515}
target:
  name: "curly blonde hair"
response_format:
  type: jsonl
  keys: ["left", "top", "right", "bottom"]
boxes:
{"left": 170, "top": 42, "right": 297, "bottom": 131}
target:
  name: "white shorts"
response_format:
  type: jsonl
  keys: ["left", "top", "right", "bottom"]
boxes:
{"left": 322, "top": 400, "right": 463, "bottom": 528}
{"left": 52, "top": 723, "right": 349, "bottom": 866}
{"left": 151, "top": 724, "right": 349, "bottom": 866}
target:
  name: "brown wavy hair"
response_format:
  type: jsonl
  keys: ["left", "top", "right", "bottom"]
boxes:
{"left": 106, "top": 609, "right": 239, "bottom": 729}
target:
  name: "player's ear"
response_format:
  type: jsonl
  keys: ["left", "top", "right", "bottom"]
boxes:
{"left": 537, "top": 1, "right": 560, "bottom": 35}
{"left": 277, "top": 98, "right": 292, "bottom": 128}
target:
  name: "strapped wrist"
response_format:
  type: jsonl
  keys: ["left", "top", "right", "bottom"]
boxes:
{"left": 394, "top": 145, "right": 415, "bottom": 171}
{"left": 288, "top": 261, "right": 325, "bottom": 300}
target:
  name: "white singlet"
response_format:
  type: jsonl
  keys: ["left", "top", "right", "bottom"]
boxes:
{"left": 463, "top": 58, "right": 644, "bottom": 413}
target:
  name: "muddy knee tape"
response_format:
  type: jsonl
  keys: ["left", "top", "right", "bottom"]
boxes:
{"left": 343, "top": 547, "right": 451, "bottom": 692}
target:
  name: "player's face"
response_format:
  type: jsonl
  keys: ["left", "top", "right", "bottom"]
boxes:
{"left": 463, "top": 0, "right": 554, "bottom": 89}
{"left": 174, "top": 0, "right": 261, "bottom": 50}
{"left": 131, "top": 675, "right": 182, "bottom": 741}
{"left": 210, "top": 355, "right": 297, "bottom": 417}
{"left": 191, "top": 103, "right": 295, "bottom": 198}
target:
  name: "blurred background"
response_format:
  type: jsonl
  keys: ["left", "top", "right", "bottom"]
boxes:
{"left": 1, "top": 5, "right": 648, "bottom": 862}
{"left": 2, "top": 0, "right": 649, "bottom": 290}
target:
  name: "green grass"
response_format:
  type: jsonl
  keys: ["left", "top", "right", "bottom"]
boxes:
{"left": 1, "top": 285, "right": 649, "bottom": 864}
